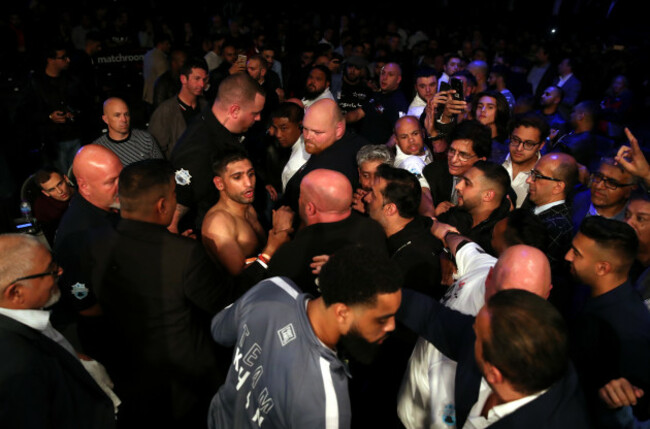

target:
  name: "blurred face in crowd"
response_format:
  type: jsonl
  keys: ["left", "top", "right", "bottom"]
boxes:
{"left": 269, "top": 117, "right": 302, "bottom": 148}
{"left": 39, "top": 172, "right": 73, "bottom": 202}
{"left": 508, "top": 125, "right": 543, "bottom": 166}
{"left": 415, "top": 76, "right": 437, "bottom": 102}
{"left": 590, "top": 163, "right": 635, "bottom": 212}
{"left": 358, "top": 160, "right": 384, "bottom": 191}
{"left": 181, "top": 67, "right": 208, "bottom": 97}
{"left": 625, "top": 199, "right": 650, "bottom": 251}
{"left": 475, "top": 96, "right": 497, "bottom": 128}
{"left": 448, "top": 139, "right": 482, "bottom": 177}
{"left": 102, "top": 98, "right": 131, "bottom": 139}
{"left": 394, "top": 117, "right": 425, "bottom": 156}
{"left": 304, "top": 68, "right": 329, "bottom": 100}
{"left": 380, "top": 63, "right": 401, "bottom": 92}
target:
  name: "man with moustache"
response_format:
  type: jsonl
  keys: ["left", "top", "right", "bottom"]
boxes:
{"left": 572, "top": 158, "right": 636, "bottom": 230}
{"left": 337, "top": 56, "right": 371, "bottom": 116}
{"left": 423, "top": 120, "right": 492, "bottom": 216}
{"left": 0, "top": 234, "right": 115, "bottom": 428}
{"left": 202, "top": 151, "right": 294, "bottom": 277}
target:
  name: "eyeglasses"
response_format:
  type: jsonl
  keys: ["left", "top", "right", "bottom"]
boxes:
{"left": 4, "top": 265, "right": 62, "bottom": 290}
{"left": 509, "top": 135, "right": 541, "bottom": 151}
{"left": 54, "top": 55, "right": 69, "bottom": 60}
{"left": 448, "top": 147, "right": 477, "bottom": 162}
{"left": 529, "top": 169, "right": 562, "bottom": 182}
{"left": 590, "top": 172, "right": 635, "bottom": 190}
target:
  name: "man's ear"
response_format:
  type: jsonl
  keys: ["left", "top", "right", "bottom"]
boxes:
{"left": 384, "top": 201, "right": 398, "bottom": 217}
{"left": 102, "top": 115, "right": 108, "bottom": 126}
{"left": 553, "top": 180, "right": 566, "bottom": 196}
{"left": 180, "top": 74, "right": 188, "bottom": 86}
{"left": 483, "top": 189, "right": 495, "bottom": 202}
{"left": 156, "top": 197, "right": 167, "bottom": 216}
{"left": 484, "top": 361, "right": 504, "bottom": 386}
{"left": 3, "top": 283, "right": 24, "bottom": 305}
{"left": 332, "top": 302, "right": 352, "bottom": 330}
{"left": 595, "top": 260, "right": 612, "bottom": 277}
{"left": 213, "top": 176, "right": 224, "bottom": 191}
{"left": 228, "top": 103, "right": 241, "bottom": 119}
{"left": 334, "top": 120, "right": 345, "bottom": 140}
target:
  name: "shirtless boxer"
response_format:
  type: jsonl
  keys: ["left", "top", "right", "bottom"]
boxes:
{"left": 202, "top": 150, "right": 294, "bottom": 275}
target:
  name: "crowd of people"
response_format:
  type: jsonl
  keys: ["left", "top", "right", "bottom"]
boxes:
{"left": 2, "top": 3, "right": 650, "bottom": 429}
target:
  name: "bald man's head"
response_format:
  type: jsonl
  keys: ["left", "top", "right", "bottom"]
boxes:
{"left": 303, "top": 99, "right": 345, "bottom": 155}
{"left": 485, "top": 245, "right": 552, "bottom": 301}
{"left": 102, "top": 97, "right": 130, "bottom": 139}
{"left": 73, "top": 144, "right": 122, "bottom": 211}
{"left": 299, "top": 169, "right": 352, "bottom": 225}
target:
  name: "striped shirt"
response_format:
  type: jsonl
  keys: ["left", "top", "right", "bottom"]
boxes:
{"left": 94, "top": 129, "right": 164, "bottom": 166}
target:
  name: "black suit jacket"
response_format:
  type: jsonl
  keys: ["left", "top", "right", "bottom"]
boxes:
{"left": 423, "top": 159, "right": 454, "bottom": 207}
{"left": 397, "top": 289, "right": 590, "bottom": 429}
{"left": 87, "top": 218, "right": 238, "bottom": 425}
{"left": 0, "top": 314, "right": 115, "bottom": 428}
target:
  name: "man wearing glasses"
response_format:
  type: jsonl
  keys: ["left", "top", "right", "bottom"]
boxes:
{"left": 423, "top": 120, "right": 492, "bottom": 216}
{"left": 501, "top": 114, "right": 550, "bottom": 208}
{"left": 572, "top": 158, "right": 637, "bottom": 230}
{"left": 526, "top": 152, "right": 579, "bottom": 316}
{"left": 0, "top": 234, "right": 115, "bottom": 428}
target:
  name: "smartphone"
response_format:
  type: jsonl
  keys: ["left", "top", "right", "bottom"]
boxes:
{"left": 450, "top": 78, "right": 464, "bottom": 101}
{"left": 237, "top": 54, "right": 247, "bottom": 65}
{"left": 439, "top": 81, "right": 451, "bottom": 92}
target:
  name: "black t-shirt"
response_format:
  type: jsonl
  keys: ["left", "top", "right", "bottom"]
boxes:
{"left": 171, "top": 107, "right": 243, "bottom": 229}
{"left": 359, "top": 89, "right": 409, "bottom": 144}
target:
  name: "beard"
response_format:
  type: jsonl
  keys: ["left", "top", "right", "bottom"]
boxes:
{"left": 303, "top": 87, "right": 325, "bottom": 101}
{"left": 338, "top": 325, "right": 385, "bottom": 365}
{"left": 44, "top": 287, "right": 61, "bottom": 309}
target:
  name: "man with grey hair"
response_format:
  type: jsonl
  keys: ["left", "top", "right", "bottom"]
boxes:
{"left": 353, "top": 144, "right": 393, "bottom": 212}
{"left": 170, "top": 73, "right": 266, "bottom": 232}
{"left": 0, "top": 234, "right": 115, "bottom": 427}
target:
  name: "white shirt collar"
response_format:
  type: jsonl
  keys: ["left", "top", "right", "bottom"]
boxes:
{"left": 557, "top": 73, "right": 573, "bottom": 86}
{"left": 0, "top": 307, "right": 51, "bottom": 331}
{"left": 0, "top": 306, "right": 77, "bottom": 357}
{"left": 534, "top": 199, "right": 565, "bottom": 215}
{"left": 464, "top": 378, "right": 548, "bottom": 429}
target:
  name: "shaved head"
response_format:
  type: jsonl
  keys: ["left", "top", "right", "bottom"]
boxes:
{"left": 302, "top": 99, "right": 345, "bottom": 155}
{"left": 486, "top": 245, "right": 552, "bottom": 301}
{"left": 73, "top": 144, "right": 123, "bottom": 211}
{"left": 299, "top": 169, "right": 352, "bottom": 225}
{"left": 102, "top": 97, "right": 130, "bottom": 139}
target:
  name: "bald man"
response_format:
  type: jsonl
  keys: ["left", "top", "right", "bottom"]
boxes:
{"left": 282, "top": 99, "right": 368, "bottom": 213}
{"left": 526, "top": 152, "right": 577, "bottom": 277}
{"left": 269, "top": 169, "right": 387, "bottom": 295}
{"left": 93, "top": 97, "right": 163, "bottom": 166}
{"left": 53, "top": 145, "right": 122, "bottom": 353}
{"left": 398, "top": 220, "right": 553, "bottom": 429}
{"left": 345, "top": 62, "right": 409, "bottom": 145}
{"left": 201, "top": 151, "right": 294, "bottom": 276}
